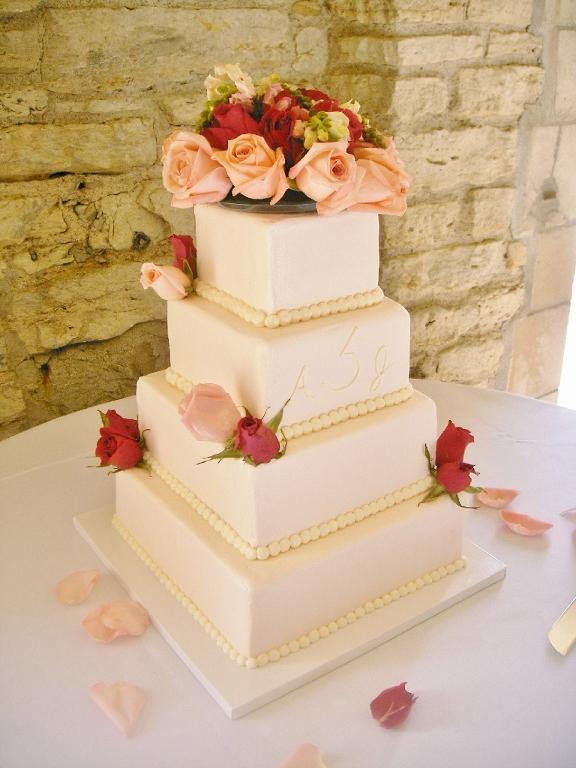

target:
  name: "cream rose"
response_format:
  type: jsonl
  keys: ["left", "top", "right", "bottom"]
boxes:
{"left": 162, "top": 131, "right": 232, "bottom": 208}
{"left": 350, "top": 140, "right": 411, "bottom": 216}
{"left": 212, "top": 134, "right": 289, "bottom": 205}
{"left": 288, "top": 140, "right": 362, "bottom": 216}
{"left": 140, "top": 263, "right": 191, "bottom": 301}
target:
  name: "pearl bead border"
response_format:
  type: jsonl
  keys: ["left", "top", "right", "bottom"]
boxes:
{"left": 194, "top": 279, "right": 384, "bottom": 328}
{"left": 144, "top": 450, "right": 433, "bottom": 562}
{"left": 165, "top": 367, "right": 414, "bottom": 440}
{"left": 112, "top": 514, "right": 465, "bottom": 670}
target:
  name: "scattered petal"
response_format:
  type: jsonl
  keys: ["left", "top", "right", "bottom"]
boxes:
{"left": 476, "top": 488, "right": 519, "bottom": 509}
{"left": 370, "top": 682, "right": 417, "bottom": 728}
{"left": 500, "top": 510, "right": 553, "bottom": 536}
{"left": 83, "top": 601, "right": 150, "bottom": 642}
{"left": 90, "top": 682, "right": 146, "bottom": 735}
{"left": 561, "top": 507, "right": 576, "bottom": 522}
{"left": 55, "top": 569, "right": 100, "bottom": 605}
{"left": 279, "top": 743, "right": 328, "bottom": 768}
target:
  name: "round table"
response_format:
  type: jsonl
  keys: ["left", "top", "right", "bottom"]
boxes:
{"left": 1, "top": 380, "right": 575, "bottom": 768}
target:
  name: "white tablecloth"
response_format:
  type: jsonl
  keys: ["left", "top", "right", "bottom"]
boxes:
{"left": 1, "top": 380, "right": 575, "bottom": 768}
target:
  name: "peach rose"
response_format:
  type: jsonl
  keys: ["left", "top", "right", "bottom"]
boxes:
{"left": 179, "top": 383, "right": 241, "bottom": 442}
{"left": 162, "top": 131, "right": 232, "bottom": 208}
{"left": 212, "top": 134, "right": 288, "bottom": 205}
{"left": 140, "top": 262, "right": 191, "bottom": 301}
{"left": 350, "top": 140, "right": 411, "bottom": 216}
{"left": 288, "top": 140, "right": 362, "bottom": 216}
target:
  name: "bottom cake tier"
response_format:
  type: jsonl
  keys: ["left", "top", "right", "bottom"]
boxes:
{"left": 115, "top": 468, "right": 465, "bottom": 667}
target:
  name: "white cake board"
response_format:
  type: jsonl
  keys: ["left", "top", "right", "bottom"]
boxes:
{"left": 75, "top": 505, "right": 506, "bottom": 719}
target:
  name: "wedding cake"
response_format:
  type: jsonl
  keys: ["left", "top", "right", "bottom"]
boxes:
{"left": 97, "top": 67, "right": 478, "bottom": 670}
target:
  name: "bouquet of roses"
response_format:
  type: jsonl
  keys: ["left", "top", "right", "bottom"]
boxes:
{"left": 162, "top": 64, "right": 410, "bottom": 216}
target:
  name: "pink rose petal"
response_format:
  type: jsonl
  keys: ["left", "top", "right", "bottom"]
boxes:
{"left": 500, "top": 510, "right": 554, "bottom": 536}
{"left": 83, "top": 601, "right": 150, "bottom": 642}
{"left": 90, "top": 682, "right": 146, "bottom": 735}
{"left": 476, "top": 488, "right": 519, "bottom": 508}
{"left": 279, "top": 743, "right": 328, "bottom": 768}
{"left": 561, "top": 507, "right": 576, "bottom": 522}
{"left": 55, "top": 569, "right": 100, "bottom": 605}
{"left": 370, "top": 682, "right": 417, "bottom": 728}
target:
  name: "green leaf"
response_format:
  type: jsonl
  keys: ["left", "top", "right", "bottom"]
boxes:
{"left": 448, "top": 493, "right": 478, "bottom": 510}
{"left": 467, "top": 486, "right": 483, "bottom": 494}
{"left": 183, "top": 260, "right": 196, "bottom": 282}
{"left": 423, "top": 443, "right": 435, "bottom": 474}
{"left": 197, "top": 446, "right": 244, "bottom": 465}
{"left": 98, "top": 409, "right": 109, "bottom": 427}
{"left": 265, "top": 398, "right": 290, "bottom": 433}
{"left": 418, "top": 483, "right": 445, "bottom": 506}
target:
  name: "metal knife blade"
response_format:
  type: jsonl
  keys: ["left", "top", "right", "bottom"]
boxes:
{"left": 549, "top": 597, "right": 576, "bottom": 655}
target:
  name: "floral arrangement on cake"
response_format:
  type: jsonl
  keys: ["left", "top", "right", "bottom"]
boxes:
{"left": 94, "top": 410, "right": 148, "bottom": 472}
{"left": 161, "top": 64, "right": 410, "bottom": 216}
{"left": 422, "top": 421, "right": 482, "bottom": 508}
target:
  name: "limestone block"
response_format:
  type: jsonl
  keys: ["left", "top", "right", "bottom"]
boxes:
{"left": 556, "top": 31, "right": 576, "bottom": 120}
{"left": 0, "top": 89, "right": 48, "bottom": 121}
{"left": 381, "top": 198, "right": 463, "bottom": 253}
{"left": 328, "top": 0, "right": 465, "bottom": 23}
{"left": 470, "top": 188, "right": 515, "bottom": 240}
{"left": 559, "top": 0, "right": 576, "bottom": 24}
{"left": 42, "top": 9, "right": 292, "bottom": 93}
{"left": 508, "top": 305, "right": 571, "bottom": 397}
{"left": 337, "top": 37, "right": 395, "bottom": 66}
{"left": 53, "top": 97, "right": 145, "bottom": 118}
{"left": 457, "top": 66, "right": 543, "bottom": 119}
{"left": 436, "top": 337, "right": 504, "bottom": 385}
{"left": 518, "top": 125, "right": 560, "bottom": 235}
{"left": 7, "top": 262, "right": 167, "bottom": 355}
{"left": 398, "top": 127, "right": 517, "bottom": 196}
{"left": 88, "top": 192, "right": 167, "bottom": 252}
{"left": 161, "top": 94, "right": 206, "bottom": 127}
{"left": 328, "top": 74, "right": 392, "bottom": 116}
{"left": 555, "top": 125, "right": 576, "bottom": 221}
{"left": 0, "top": 0, "right": 42, "bottom": 10}
{"left": 0, "top": 26, "right": 41, "bottom": 74}
{"left": 381, "top": 242, "right": 518, "bottom": 308}
{"left": 12, "top": 244, "right": 74, "bottom": 275}
{"left": 294, "top": 27, "right": 328, "bottom": 74}
{"left": 138, "top": 179, "right": 196, "bottom": 237}
{"left": 507, "top": 241, "right": 527, "bottom": 269}
{"left": 396, "top": 35, "right": 484, "bottom": 67}
{"left": 531, "top": 228, "right": 576, "bottom": 313}
{"left": 390, "top": 78, "right": 448, "bottom": 122}
{"left": 291, "top": 0, "right": 323, "bottom": 15}
{"left": 466, "top": 0, "right": 532, "bottom": 26}
{"left": 0, "top": 197, "right": 67, "bottom": 247}
{"left": 0, "top": 371, "right": 25, "bottom": 425}
{"left": 0, "top": 120, "right": 156, "bottom": 181}
{"left": 487, "top": 32, "right": 542, "bottom": 61}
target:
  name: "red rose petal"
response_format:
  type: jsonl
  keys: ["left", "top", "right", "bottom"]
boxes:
{"left": 477, "top": 488, "right": 519, "bottom": 508}
{"left": 500, "top": 510, "right": 554, "bottom": 536}
{"left": 370, "top": 682, "right": 417, "bottom": 728}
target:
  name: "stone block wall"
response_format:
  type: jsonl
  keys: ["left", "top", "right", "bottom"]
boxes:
{"left": 0, "top": 0, "right": 560, "bottom": 439}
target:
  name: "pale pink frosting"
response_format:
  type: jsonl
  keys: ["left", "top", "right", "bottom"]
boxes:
{"left": 179, "top": 383, "right": 241, "bottom": 442}
{"left": 83, "top": 600, "right": 150, "bottom": 642}
{"left": 350, "top": 141, "right": 410, "bottom": 215}
{"left": 90, "top": 682, "right": 146, "bottom": 736}
{"left": 140, "top": 262, "right": 191, "bottom": 301}
{"left": 55, "top": 569, "right": 100, "bottom": 605}
{"left": 162, "top": 130, "right": 232, "bottom": 207}
{"left": 213, "top": 133, "right": 288, "bottom": 204}
{"left": 288, "top": 140, "right": 362, "bottom": 216}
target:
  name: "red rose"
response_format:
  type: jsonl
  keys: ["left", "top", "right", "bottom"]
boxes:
{"left": 202, "top": 103, "right": 261, "bottom": 150}
{"left": 259, "top": 107, "right": 305, "bottom": 167}
{"left": 103, "top": 410, "right": 140, "bottom": 441}
{"left": 95, "top": 431, "right": 143, "bottom": 470}
{"left": 234, "top": 416, "right": 281, "bottom": 465}
{"left": 169, "top": 234, "right": 196, "bottom": 276}
{"left": 437, "top": 461, "right": 477, "bottom": 494}
{"left": 436, "top": 420, "right": 474, "bottom": 466}
{"left": 311, "top": 98, "right": 340, "bottom": 112}
{"left": 300, "top": 88, "right": 333, "bottom": 102}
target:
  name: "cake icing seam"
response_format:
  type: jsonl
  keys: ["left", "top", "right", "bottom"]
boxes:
{"left": 165, "top": 367, "right": 414, "bottom": 439}
{"left": 113, "top": 513, "right": 466, "bottom": 670}
{"left": 143, "top": 450, "right": 432, "bottom": 561}
{"left": 194, "top": 278, "right": 384, "bottom": 328}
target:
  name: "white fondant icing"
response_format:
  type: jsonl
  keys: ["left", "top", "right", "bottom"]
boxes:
{"left": 164, "top": 367, "right": 414, "bottom": 439}
{"left": 137, "top": 371, "right": 439, "bottom": 547}
{"left": 168, "top": 294, "right": 410, "bottom": 426}
{"left": 145, "top": 449, "right": 432, "bottom": 560}
{"left": 193, "top": 204, "right": 380, "bottom": 313}
{"left": 115, "top": 468, "right": 465, "bottom": 660}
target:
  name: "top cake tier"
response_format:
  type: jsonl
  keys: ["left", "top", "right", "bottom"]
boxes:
{"left": 194, "top": 205, "right": 380, "bottom": 315}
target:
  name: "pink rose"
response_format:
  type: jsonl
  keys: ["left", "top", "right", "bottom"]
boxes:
{"left": 212, "top": 134, "right": 288, "bottom": 204}
{"left": 350, "top": 141, "right": 411, "bottom": 216}
{"left": 179, "top": 383, "right": 241, "bottom": 442}
{"left": 234, "top": 416, "right": 281, "bottom": 465}
{"left": 140, "top": 262, "right": 191, "bottom": 301}
{"left": 162, "top": 131, "right": 232, "bottom": 208}
{"left": 288, "top": 140, "right": 363, "bottom": 216}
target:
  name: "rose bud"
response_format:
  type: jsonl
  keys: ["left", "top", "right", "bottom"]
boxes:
{"left": 234, "top": 416, "right": 281, "bottom": 465}
{"left": 179, "top": 383, "right": 241, "bottom": 442}
{"left": 169, "top": 234, "right": 196, "bottom": 277}
{"left": 95, "top": 432, "right": 143, "bottom": 470}
{"left": 435, "top": 420, "right": 475, "bottom": 466}
{"left": 140, "top": 262, "right": 191, "bottom": 301}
